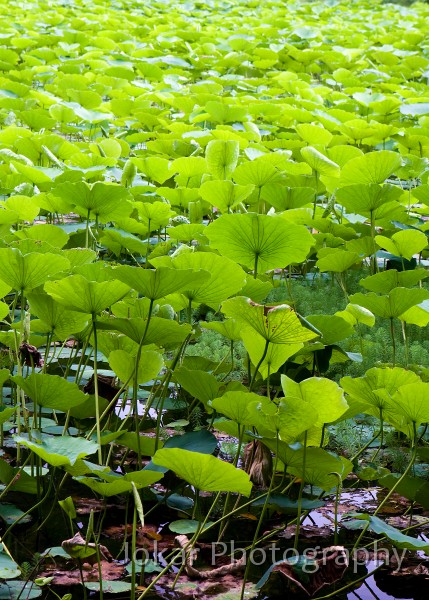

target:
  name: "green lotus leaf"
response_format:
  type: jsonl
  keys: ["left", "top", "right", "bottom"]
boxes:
{"left": 173, "top": 366, "right": 220, "bottom": 409}
{"left": 44, "top": 275, "right": 130, "bottom": 315}
{"left": 247, "top": 397, "right": 318, "bottom": 441}
{"left": 109, "top": 349, "right": 164, "bottom": 385}
{"left": 0, "top": 248, "right": 69, "bottom": 293}
{"left": 13, "top": 224, "right": 69, "bottom": 248}
{"left": 375, "top": 229, "right": 427, "bottom": 261}
{"left": 399, "top": 299, "right": 429, "bottom": 326}
{"left": 114, "top": 266, "right": 210, "bottom": 302}
{"left": 152, "top": 448, "right": 252, "bottom": 496}
{"left": 199, "top": 180, "right": 254, "bottom": 212}
{"left": 96, "top": 317, "right": 192, "bottom": 348}
{"left": 350, "top": 288, "right": 429, "bottom": 319}
{"left": 241, "top": 329, "right": 302, "bottom": 379}
{"left": 336, "top": 183, "right": 402, "bottom": 215}
{"left": 210, "top": 391, "right": 261, "bottom": 425}
{"left": 339, "top": 151, "right": 402, "bottom": 186}
{"left": 317, "top": 249, "right": 360, "bottom": 273}
{"left": 14, "top": 435, "right": 98, "bottom": 467}
{"left": 300, "top": 146, "right": 340, "bottom": 177}
{"left": 360, "top": 269, "right": 429, "bottom": 293}
{"left": 154, "top": 252, "right": 246, "bottom": 310}
{"left": 335, "top": 304, "right": 375, "bottom": 328}
{"left": 222, "top": 297, "right": 317, "bottom": 344}
{"left": 305, "top": 314, "right": 354, "bottom": 345}
{"left": 281, "top": 375, "right": 348, "bottom": 428}
{"left": 200, "top": 319, "right": 242, "bottom": 342}
{"left": 341, "top": 367, "right": 421, "bottom": 418}
{"left": 27, "top": 290, "right": 89, "bottom": 338}
{"left": 263, "top": 440, "right": 352, "bottom": 492}
{"left": 296, "top": 124, "right": 333, "bottom": 147}
{"left": 348, "top": 514, "right": 429, "bottom": 554}
{"left": 53, "top": 181, "right": 132, "bottom": 221}
{"left": 205, "top": 139, "right": 239, "bottom": 180}
{"left": 382, "top": 382, "right": 429, "bottom": 431}
{"left": 206, "top": 213, "right": 314, "bottom": 273}
{"left": 261, "top": 185, "right": 314, "bottom": 211}
{"left": 1, "top": 195, "right": 39, "bottom": 222}
{"left": 131, "top": 157, "right": 172, "bottom": 184}
{"left": 12, "top": 373, "right": 87, "bottom": 412}
{"left": 76, "top": 469, "right": 163, "bottom": 497}
{"left": 233, "top": 158, "right": 281, "bottom": 189}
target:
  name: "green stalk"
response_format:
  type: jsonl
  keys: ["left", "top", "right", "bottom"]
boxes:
{"left": 390, "top": 317, "right": 396, "bottom": 367}
{"left": 294, "top": 431, "right": 308, "bottom": 550}
{"left": 92, "top": 315, "right": 103, "bottom": 464}
{"left": 249, "top": 339, "right": 269, "bottom": 392}
{"left": 374, "top": 422, "right": 418, "bottom": 516}
{"left": 401, "top": 320, "right": 409, "bottom": 367}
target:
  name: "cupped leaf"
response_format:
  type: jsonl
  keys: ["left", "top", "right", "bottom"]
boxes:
{"left": 45, "top": 275, "right": 130, "bottom": 315}
{"left": 53, "top": 181, "right": 132, "bottom": 221}
{"left": 263, "top": 440, "right": 352, "bottom": 491}
{"left": 350, "top": 288, "right": 429, "bottom": 319}
{"left": 300, "top": 146, "right": 340, "bottom": 177}
{"left": 14, "top": 435, "right": 98, "bottom": 467}
{"left": 0, "top": 248, "right": 69, "bottom": 293}
{"left": 109, "top": 349, "right": 164, "bottom": 385}
{"left": 114, "top": 266, "right": 210, "bottom": 302}
{"left": 281, "top": 375, "right": 348, "bottom": 428}
{"left": 360, "top": 269, "right": 429, "bottom": 293}
{"left": 155, "top": 252, "right": 246, "bottom": 310}
{"left": 383, "top": 382, "right": 429, "bottom": 431}
{"left": 27, "top": 291, "right": 89, "bottom": 338}
{"left": 317, "top": 249, "right": 360, "bottom": 273}
{"left": 205, "top": 140, "right": 239, "bottom": 180}
{"left": 339, "top": 151, "right": 402, "bottom": 186}
{"left": 12, "top": 373, "right": 87, "bottom": 412}
{"left": 173, "top": 366, "right": 220, "bottom": 409}
{"left": 222, "top": 297, "right": 317, "bottom": 344}
{"left": 211, "top": 391, "right": 262, "bottom": 425}
{"left": 341, "top": 367, "right": 421, "bottom": 418}
{"left": 375, "top": 229, "right": 427, "bottom": 261}
{"left": 199, "top": 180, "right": 254, "bottom": 212}
{"left": 76, "top": 469, "right": 163, "bottom": 497}
{"left": 206, "top": 213, "right": 314, "bottom": 272}
{"left": 305, "top": 315, "right": 355, "bottom": 345}
{"left": 96, "top": 317, "right": 192, "bottom": 348}
{"left": 152, "top": 448, "right": 252, "bottom": 495}
{"left": 336, "top": 183, "right": 402, "bottom": 216}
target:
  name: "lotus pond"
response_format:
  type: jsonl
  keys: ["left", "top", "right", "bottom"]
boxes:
{"left": 2, "top": 0, "right": 429, "bottom": 598}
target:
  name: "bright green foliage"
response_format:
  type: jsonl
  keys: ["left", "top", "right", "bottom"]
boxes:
{"left": 206, "top": 213, "right": 314, "bottom": 273}
{"left": 152, "top": 448, "right": 252, "bottom": 495}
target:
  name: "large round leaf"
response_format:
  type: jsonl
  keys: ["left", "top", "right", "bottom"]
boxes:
{"left": 339, "top": 151, "right": 402, "bottom": 186}
{"left": 350, "top": 288, "right": 429, "bottom": 319}
{"left": 109, "top": 349, "right": 164, "bottom": 385}
{"left": 300, "top": 146, "right": 340, "bottom": 177}
{"left": 12, "top": 373, "right": 87, "bottom": 412}
{"left": 14, "top": 435, "right": 98, "bottom": 467}
{"left": 152, "top": 448, "right": 252, "bottom": 495}
{"left": 154, "top": 252, "right": 246, "bottom": 309}
{"left": 281, "top": 375, "right": 348, "bottom": 428}
{"left": 45, "top": 275, "right": 130, "bottom": 315}
{"left": 336, "top": 183, "right": 402, "bottom": 216}
{"left": 114, "top": 266, "right": 210, "bottom": 302}
{"left": 375, "top": 230, "right": 427, "bottom": 261}
{"left": 222, "top": 297, "right": 317, "bottom": 344}
{"left": 206, "top": 213, "right": 314, "bottom": 272}
{"left": 0, "top": 248, "right": 69, "bottom": 293}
